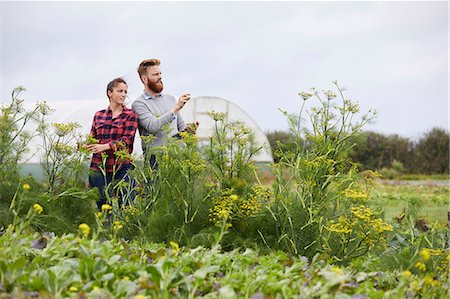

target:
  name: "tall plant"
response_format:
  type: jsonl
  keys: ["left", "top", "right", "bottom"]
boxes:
{"left": 38, "top": 122, "right": 91, "bottom": 191}
{"left": 117, "top": 129, "right": 210, "bottom": 244}
{"left": 0, "top": 87, "right": 51, "bottom": 182}
{"left": 204, "top": 111, "right": 262, "bottom": 190}
{"left": 121, "top": 114, "right": 268, "bottom": 247}
{"left": 150, "top": 131, "right": 209, "bottom": 243}
{"left": 203, "top": 112, "right": 272, "bottom": 249}
{"left": 266, "top": 82, "right": 379, "bottom": 258}
{"left": 1, "top": 88, "right": 97, "bottom": 234}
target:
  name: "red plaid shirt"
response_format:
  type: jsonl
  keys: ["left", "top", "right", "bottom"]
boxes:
{"left": 89, "top": 106, "right": 138, "bottom": 172}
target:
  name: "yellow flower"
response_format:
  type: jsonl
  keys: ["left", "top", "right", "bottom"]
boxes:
{"left": 298, "top": 91, "right": 313, "bottom": 101}
{"left": 431, "top": 280, "right": 441, "bottom": 287}
{"left": 411, "top": 279, "right": 421, "bottom": 292}
{"left": 423, "top": 275, "right": 434, "bottom": 286}
{"left": 135, "top": 295, "right": 146, "bottom": 299}
{"left": 401, "top": 270, "right": 412, "bottom": 280}
{"left": 52, "top": 122, "right": 79, "bottom": 137}
{"left": 420, "top": 248, "right": 431, "bottom": 261}
{"left": 101, "top": 204, "right": 112, "bottom": 212}
{"left": 371, "top": 218, "right": 393, "bottom": 233}
{"left": 415, "top": 262, "right": 426, "bottom": 271}
{"left": 22, "top": 183, "right": 31, "bottom": 191}
{"left": 95, "top": 212, "right": 103, "bottom": 218}
{"left": 342, "top": 189, "right": 368, "bottom": 201}
{"left": 113, "top": 220, "right": 123, "bottom": 231}
{"left": 229, "top": 194, "right": 238, "bottom": 201}
{"left": 69, "top": 286, "right": 78, "bottom": 292}
{"left": 327, "top": 216, "right": 353, "bottom": 234}
{"left": 331, "top": 266, "right": 343, "bottom": 274}
{"left": 33, "top": 203, "right": 43, "bottom": 214}
{"left": 79, "top": 223, "right": 90, "bottom": 237}
{"left": 428, "top": 248, "right": 443, "bottom": 256}
{"left": 324, "top": 90, "right": 337, "bottom": 100}
{"left": 361, "top": 170, "right": 381, "bottom": 180}
{"left": 169, "top": 241, "right": 180, "bottom": 255}
{"left": 328, "top": 223, "right": 352, "bottom": 234}
{"left": 350, "top": 205, "right": 373, "bottom": 220}
{"left": 207, "top": 111, "right": 227, "bottom": 121}
{"left": 209, "top": 195, "right": 235, "bottom": 224}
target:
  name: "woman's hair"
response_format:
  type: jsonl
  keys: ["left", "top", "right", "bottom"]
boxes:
{"left": 137, "top": 58, "right": 161, "bottom": 82}
{"left": 106, "top": 77, "right": 127, "bottom": 99}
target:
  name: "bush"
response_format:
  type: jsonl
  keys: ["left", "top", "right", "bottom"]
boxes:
{"left": 414, "top": 127, "right": 449, "bottom": 174}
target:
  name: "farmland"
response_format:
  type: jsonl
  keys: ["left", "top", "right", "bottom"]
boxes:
{"left": 1, "top": 86, "right": 448, "bottom": 298}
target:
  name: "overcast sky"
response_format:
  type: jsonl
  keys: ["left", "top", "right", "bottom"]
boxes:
{"left": 1, "top": 0, "right": 448, "bottom": 138}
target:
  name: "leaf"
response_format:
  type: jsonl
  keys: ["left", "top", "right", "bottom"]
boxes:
{"left": 10, "top": 257, "right": 27, "bottom": 272}
{"left": 82, "top": 281, "right": 94, "bottom": 291}
{"left": 108, "top": 254, "right": 121, "bottom": 264}
{"left": 114, "top": 280, "right": 139, "bottom": 297}
{"left": 355, "top": 272, "right": 369, "bottom": 282}
{"left": 193, "top": 265, "right": 220, "bottom": 280}
{"left": 92, "top": 260, "right": 108, "bottom": 280}
{"left": 219, "top": 285, "right": 236, "bottom": 298}
{"left": 146, "top": 265, "right": 162, "bottom": 287}
{"left": 100, "top": 273, "right": 115, "bottom": 281}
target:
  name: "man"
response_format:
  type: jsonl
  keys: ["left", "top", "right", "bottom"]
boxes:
{"left": 132, "top": 58, "right": 195, "bottom": 166}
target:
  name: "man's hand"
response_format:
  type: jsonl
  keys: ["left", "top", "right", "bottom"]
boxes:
{"left": 173, "top": 93, "right": 191, "bottom": 113}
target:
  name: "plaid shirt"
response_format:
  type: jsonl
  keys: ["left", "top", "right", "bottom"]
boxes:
{"left": 89, "top": 106, "right": 138, "bottom": 172}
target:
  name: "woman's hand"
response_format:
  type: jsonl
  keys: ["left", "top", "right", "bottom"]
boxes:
{"left": 86, "top": 143, "right": 111, "bottom": 153}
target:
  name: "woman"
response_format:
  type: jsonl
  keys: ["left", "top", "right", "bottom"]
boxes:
{"left": 87, "top": 77, "right": 138, "bottom": 210}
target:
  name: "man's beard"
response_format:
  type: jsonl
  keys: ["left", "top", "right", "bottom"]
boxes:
{"left": 147, "top": 80, "right": 164, "bottom": 93}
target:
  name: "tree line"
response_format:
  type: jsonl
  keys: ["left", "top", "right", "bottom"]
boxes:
{"left": 266, "top": 127, "right": 449, "bottom": 176}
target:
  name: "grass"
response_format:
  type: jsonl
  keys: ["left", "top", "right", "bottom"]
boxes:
{"left": 372, "top": 183, "right": 450, "bottom": 224}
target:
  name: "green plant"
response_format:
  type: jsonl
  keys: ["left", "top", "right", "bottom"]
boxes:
{"left": 204, "top": 111, "right": 261, "bottom": 189}
{"left": 323, "top": 204, "right": 393, "bottom": 261}
{"left": 1, "top": 226, "right": 448, "bottom": 298}
{"left": 121, "top": 113, "right": 268, "bottom": 247}
{"left": 117, "top": 130, "right": 211, "bottom": 244}
{"left": 38, "top": 122, "right": 91, "bottom": 191}
{"left": 262, "top": 82, "right": 377, "bottom": 258}
{"left": 0, "top": 87, "right": 52, "bottom": 216}
{"left": 0, "top": 87, "right": 51, "bottom": 180}
{"left": 265, "top": 130, "right": 297, "bottom": 163}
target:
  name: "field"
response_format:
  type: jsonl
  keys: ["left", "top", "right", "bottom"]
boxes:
{"left": 372, "top": 182, "right": 450, "bottom": 224}
{"left": 1, "top": 87, "right": 449, "bottom": 298}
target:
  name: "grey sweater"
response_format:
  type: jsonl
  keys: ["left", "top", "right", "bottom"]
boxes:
{"left": 132, "top": 92, "right": 186, "bottom": 152}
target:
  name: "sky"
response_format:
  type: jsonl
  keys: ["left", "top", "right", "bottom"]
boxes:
{"left": 1, "top": 0, "right": 448, "bottom": 139}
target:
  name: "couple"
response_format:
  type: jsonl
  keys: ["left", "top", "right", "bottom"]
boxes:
{"left": 87, "top": 59, "right": 197, "bottom": 210}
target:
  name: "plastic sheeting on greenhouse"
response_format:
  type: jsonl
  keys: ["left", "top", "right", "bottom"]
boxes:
{"left": 22, "top": 96, "right": 273, "bottom": 163}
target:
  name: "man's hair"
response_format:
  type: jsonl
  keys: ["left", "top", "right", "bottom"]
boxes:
{"left": 137, "top": 58, "right": 161, "bottom": 82}
{"left": 106, "top": 77, "right": 127, "bottom": 99}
